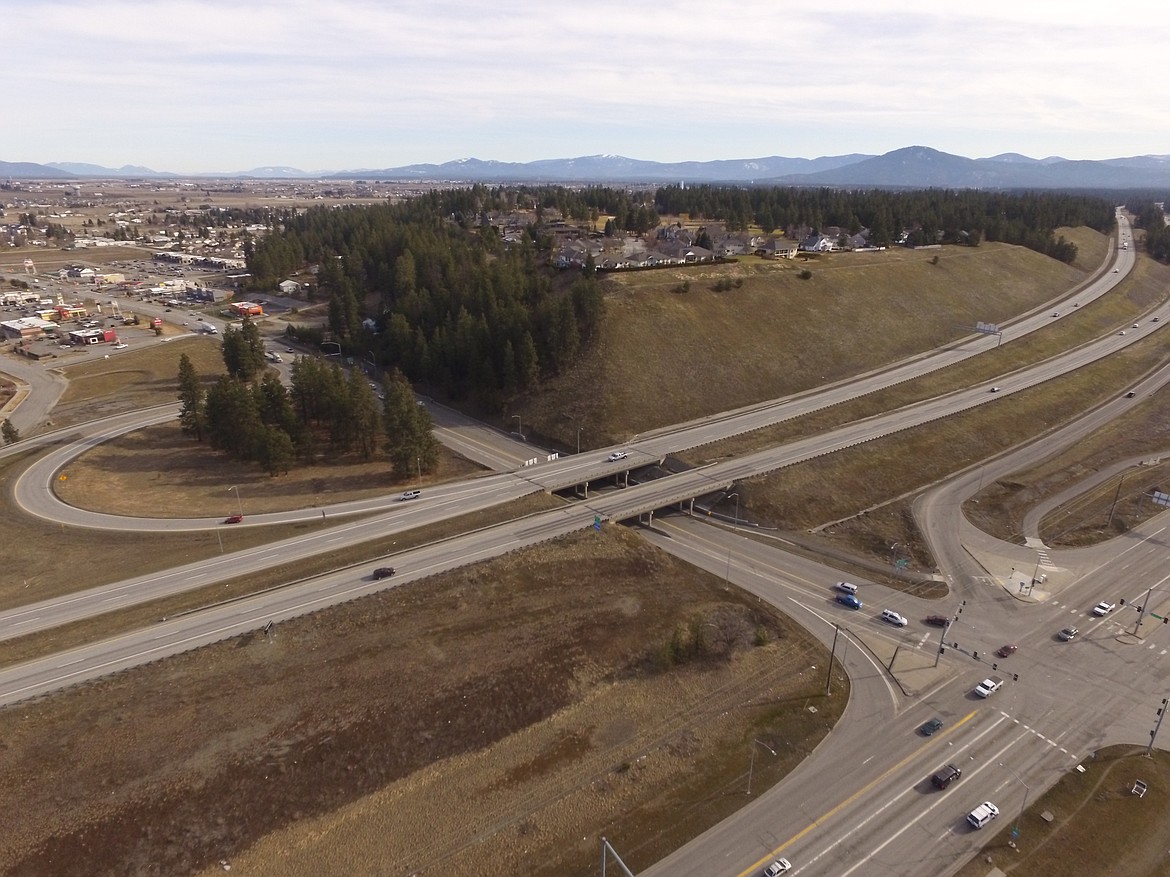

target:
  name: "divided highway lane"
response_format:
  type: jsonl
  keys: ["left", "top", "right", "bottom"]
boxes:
{"left": 0, "top": 490, "right": 640, "bottom": 706}
{"left": 8, "top": 306, "right": 1169, "bottom": 641}
{"left": 11, "top": 217, "right": 1140, "bottom": 532}
{"left": 0, "top": 472, "right": 544, "bottom": 641}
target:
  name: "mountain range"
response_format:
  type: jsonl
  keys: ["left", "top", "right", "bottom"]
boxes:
{"left": 4, "top": 146, "right": 1170, "bottom": 189}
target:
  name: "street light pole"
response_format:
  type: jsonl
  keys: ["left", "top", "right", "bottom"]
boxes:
{"left": 416, "top": 456, "right": 421, "bottom": 487}
{"left": 577, "top": 426, "right": 582, "bottom": 455}
{"left": 228, "top": 485, "right": 243, "bottom": 516}
{"left": 747, "top": 738, "right": 777, "bottom": 795}
{"left": 999, "top": 763, "right": 1030, "bottom": 839}
{"left": 512, "top": 414, "right": 522, "bottom": 441}
{"left": 724, "top": 492, "right": 739, "bottom": 585}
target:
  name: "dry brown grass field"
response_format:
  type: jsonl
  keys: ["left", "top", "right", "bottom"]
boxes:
{"left": 524, "top": 235, "right": 1104, "bottom": 450}
{"left": 0, "top": 527, "right": 846, "bottom": 877}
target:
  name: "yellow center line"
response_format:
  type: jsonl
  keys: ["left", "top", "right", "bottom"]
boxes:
{"left": 740, "top": 709, "right": 980, "bottom": 877}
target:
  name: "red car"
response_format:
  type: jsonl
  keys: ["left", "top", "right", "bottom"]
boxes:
{"left": 223, "top": 514, "right": 244, "bottom": 524}
{"left": 996, "top": 644, "right": 1018, "bottom": 658}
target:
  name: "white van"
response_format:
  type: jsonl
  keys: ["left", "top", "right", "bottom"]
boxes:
{"left": 967, "top": 801, "right": 1000, "bottom": 829}
{"left": 835, "top": 582, "right": 858, "bottom": 595}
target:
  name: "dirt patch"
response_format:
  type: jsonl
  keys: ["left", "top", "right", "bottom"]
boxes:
{"left": 0, "top": 527, "right": 845, "bottom": 877}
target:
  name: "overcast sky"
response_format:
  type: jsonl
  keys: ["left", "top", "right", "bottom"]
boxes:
{"left": 9, "top": 0, "right": 1168, "bottom": 174}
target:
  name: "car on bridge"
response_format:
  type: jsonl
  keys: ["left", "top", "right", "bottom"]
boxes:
{"left": 607, "top": 450, "right": 629, "bottom": 462}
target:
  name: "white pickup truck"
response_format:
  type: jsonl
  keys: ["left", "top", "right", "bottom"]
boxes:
{"left": 974, "top": 677, "right": 1003, "bottom": 698}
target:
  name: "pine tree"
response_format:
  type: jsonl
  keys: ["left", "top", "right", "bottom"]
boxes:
{"left": 176, "top": 353, "right": 206, "bottom": 441}
{"left": 0, "top": 419, "right": 20, "bottom": 445}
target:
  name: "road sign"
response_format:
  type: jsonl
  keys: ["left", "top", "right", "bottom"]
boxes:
{"left": 594, "top": 515, "right": 601, "bottom": 531}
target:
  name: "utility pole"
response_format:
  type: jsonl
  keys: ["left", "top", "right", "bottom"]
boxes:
{"left": 826, "top": 624, "right": 840, "bottom": 694}
{"left": 1107, "top": 472, "right": 1128, "bottom": 528}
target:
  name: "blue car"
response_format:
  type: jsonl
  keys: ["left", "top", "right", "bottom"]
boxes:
{"left": 836, "top": 594, "right": 862, "bottom": 610}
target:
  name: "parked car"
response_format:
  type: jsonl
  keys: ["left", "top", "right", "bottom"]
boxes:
{"left": 1058, "top": 626, "right": 1079, "bottom": 641}
{"left": 1092, "top": 601, "right": 1116, "bottom": 616}
{"left": 924, "top": 614, "right": 950, "bottom": 627}
{"left": 995, "top": 644, "right": 1018, "bottom": 658}
{"left": 223, "top": 514, "right": 243, "bottom": 524}
{"left": 919, "top": 717, "right": 944, "bottom": 736}
{"left": 371, "top": 567, "right": 396, "bottom": 580}
{"left": 836, "top": 594, "right": 863, "bottom": 610}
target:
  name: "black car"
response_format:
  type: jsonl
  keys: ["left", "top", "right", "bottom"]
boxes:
{"left": 919, "top": 717, "right": 944, "bottom": 736}
{"left": 372, "top": 567, "right": 396, "bottom": 580}
{"left": 931, "top": 763, "right": 962, "bottom": 789}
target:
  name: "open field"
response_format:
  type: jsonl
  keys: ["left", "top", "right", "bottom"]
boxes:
{"left": 0, "top": 526, "right": 846, "bottom": 877}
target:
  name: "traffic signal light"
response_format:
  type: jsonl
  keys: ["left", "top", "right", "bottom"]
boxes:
{"left": 1120, "top": 598, "right": 1126, "bottom": 606}
{"left": 1013, "top": 673, "right": 1019, "bottom": 682}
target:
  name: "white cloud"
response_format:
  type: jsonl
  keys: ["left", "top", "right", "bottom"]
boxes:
{"left": 7, "top": 0, "right": 1170, "bottom": 171}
